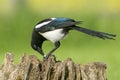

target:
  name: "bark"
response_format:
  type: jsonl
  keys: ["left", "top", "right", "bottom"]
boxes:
{"left": 0, "top": 53, "right": 107, "bottom": 80}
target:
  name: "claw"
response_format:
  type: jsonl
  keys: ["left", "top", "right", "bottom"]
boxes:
{"left": 43, "top": 54, "right": 56, "bottom": 61}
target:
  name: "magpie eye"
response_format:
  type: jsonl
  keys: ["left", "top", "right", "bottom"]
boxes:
{"left": 31, "top": 44, "right": 38, "bottom": 50}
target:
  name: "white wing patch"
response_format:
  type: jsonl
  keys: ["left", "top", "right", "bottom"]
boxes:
{"left": 35, "top": 21, "right": 51, "bottom": 29}
{"left": 35, "top": 18, "right": 56, "bottom": 29}
{"left": 51, "top": 18, "right": 56, "bottom": 20}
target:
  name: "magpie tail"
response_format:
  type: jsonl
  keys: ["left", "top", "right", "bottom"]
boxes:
{"left": 72, "top": 26, "right": 116, "bottom": 40}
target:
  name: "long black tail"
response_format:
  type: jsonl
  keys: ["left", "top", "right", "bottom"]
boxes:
{"left": 72, "top": 26, "right": 116, "bottom": 40}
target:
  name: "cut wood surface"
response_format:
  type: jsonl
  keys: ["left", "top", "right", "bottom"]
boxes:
{"left": 0, "top": 53, "right": 107, "bottom": 80}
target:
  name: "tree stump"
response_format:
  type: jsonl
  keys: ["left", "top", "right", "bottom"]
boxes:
{"left": 0, "top": 53, "right": 107, "bottom": 80}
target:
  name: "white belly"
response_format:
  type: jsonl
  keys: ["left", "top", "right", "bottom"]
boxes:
{"left": 40, "top": 29, "right": 67, "bottom": 43}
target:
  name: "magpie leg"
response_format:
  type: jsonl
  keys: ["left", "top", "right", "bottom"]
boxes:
{"left": 44, "top": 41, "right": 60, "bottom": 60}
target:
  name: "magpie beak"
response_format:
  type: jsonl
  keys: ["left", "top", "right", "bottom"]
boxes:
{"left": 31, "top": 18, "right": 116, "bottom": 60}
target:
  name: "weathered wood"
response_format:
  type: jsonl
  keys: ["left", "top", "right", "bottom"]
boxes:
{"left": 0, "top": 53, "right": 107, "bottom": 80}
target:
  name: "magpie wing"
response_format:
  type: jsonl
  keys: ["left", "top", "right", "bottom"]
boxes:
{"left": 35, "top": 20, "right": 82, "bottom": 33}
{"left": 49, "top": 20, "right": 80, "bottom": 28}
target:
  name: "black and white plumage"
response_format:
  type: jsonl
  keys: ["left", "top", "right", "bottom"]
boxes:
{"left": 31, "top": 17, "right": 116, "bottom": 59}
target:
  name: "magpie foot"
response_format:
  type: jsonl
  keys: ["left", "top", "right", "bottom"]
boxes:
{"left": 43, "top": 54, "right": 56, "bottom": 61}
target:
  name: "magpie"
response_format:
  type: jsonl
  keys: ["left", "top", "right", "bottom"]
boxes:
{"left": 31, "top": 17, "right": 116, "bottom": 59}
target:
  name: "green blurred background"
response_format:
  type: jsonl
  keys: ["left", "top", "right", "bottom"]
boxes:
{"left": 0, "top": 0, "right": 120, "bottom": 79}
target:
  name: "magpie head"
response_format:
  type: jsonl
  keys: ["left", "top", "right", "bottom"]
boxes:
{"left": 31, "top": 42, "right": 37, "bottom": 51}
